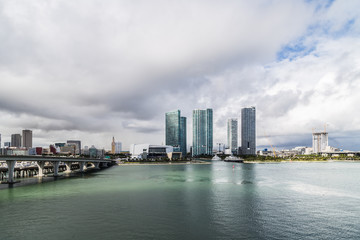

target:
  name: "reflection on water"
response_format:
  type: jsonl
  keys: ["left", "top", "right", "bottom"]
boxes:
{"left": 0, "top": 161, "right": 360, "bottom": 240}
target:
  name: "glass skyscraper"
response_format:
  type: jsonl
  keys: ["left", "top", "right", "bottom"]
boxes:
{"left": 165, "top": 110, "right": 187, "bottom": 157}
{"left": 227, "top": 118, "right": 238, "bottom": 155}
{"left": 241, "top": 107, "right": 256, "bottom": 155}
{"left": 192, "top": 108, "right": 213, "bottom": 156}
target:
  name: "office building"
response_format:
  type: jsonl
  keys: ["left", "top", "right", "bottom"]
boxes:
{"left": 22, "top": 129, "right": 33, "bottom": 148}
{"left": 165, "top": 110, "right": 187, "bottom": 157}
{"left": 192, "top": 108, "right": 213, "bottom": 156}
{"left": 227, "top": 118, "right": 238, "bottom": 155}
{"left": 312, "top": 132, "right": 328, "bottom": 153}
{"left": 115, "top": 142, "right": 122, "bottom": 154}
{"left": 11, "top": 134, "right": 22, "bottom": 148}
{"left": 67, "top": 140, "right": 81, "bottom": 155}
{"left": 241, "top": 107, "right": 256, "bottom": 155}
{"left": 180, "top": 117, "right": 187, "bottom": 156}
{"left": 4, "top": 142, "right": 11, "bottom": 148}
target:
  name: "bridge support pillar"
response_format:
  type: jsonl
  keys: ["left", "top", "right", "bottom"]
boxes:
{"left": 79, "top": 162, "right": 87, "bottom": 172}
{"left": 65, "top": 162, "right": 72, "bottom": 173}
{"left": 36, "top": 161, "right": 45, "bottom": 177}
{"left": 101, "top": 162, "right": 108, "bottom": 168}
{"left": 93, "top": 162, "right": 100, "bottom": 170}
{"left": 5, "top": 160, "right": 16, "bottom": 183}
{"left": 52, "top": 161, "right": 60, "bottom": 177}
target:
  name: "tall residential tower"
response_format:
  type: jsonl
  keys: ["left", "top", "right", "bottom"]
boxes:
{"left": 192, "top": 108, "right": 213, "bottom": 156}
{"left": 312, "top": 132, "right": 328, "bottom": 153}
{"left": 241, "top": 107, "right": 256, "bottom": 155}
{"left": 22, "top": 129, "right": 33, "bottom": 148}
{"left": 11, "top": 134, "right": 21, "bottom": 148}
{"left": 165, "top": 110, "right": 187, "bottom": 157}
{"left": 227, "top": 118, "right": 238, "bottom": 155}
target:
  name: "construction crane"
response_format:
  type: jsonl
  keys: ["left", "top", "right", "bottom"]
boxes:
{"left": 264, "top": 131, "right": 277, "bottom": 158}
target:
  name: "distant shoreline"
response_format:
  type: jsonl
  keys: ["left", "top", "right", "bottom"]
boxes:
{"left": 243, "top": 159, "right": 360, "bottom": 163}
{"left": 117, "top": 160, "right": 210, "bottom": 166}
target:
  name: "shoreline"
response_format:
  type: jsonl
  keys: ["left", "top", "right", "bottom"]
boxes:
{"left": 243, "top": 159, "right": 360, "bottom": 163}
{"left": 117, "top": 160, "right": 210, "bottom": 166}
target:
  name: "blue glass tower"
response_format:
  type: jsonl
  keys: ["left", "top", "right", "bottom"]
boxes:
{"left": 241, "top": 107, "right": 256, "bottom": 155}
{"left": 166, "top": 110, "right": 187, "bottom": 157}
{"left": 192, "top": 108, "right": 213, "bottom": 156}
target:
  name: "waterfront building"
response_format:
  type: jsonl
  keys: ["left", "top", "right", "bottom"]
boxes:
{"left": 192, "top": 108, "right": 213, "bottom": 156}
{"left": 60, "top": 145, "right": 76, "bottom": 155}
{"left": 227, "top": 118, "right": 238, "bottom": 155}
{"left": 115, "top": 142, "right": 122, "bottom": 154}
{"left": 67, "top": 140, "right": 81, "bottom": 155}
{"left": 130, "top": 144, "right": 177, "bottom": 160}
{"left": 55, "top": 143, "right": 66, "bottom": 148}
{"left": 4, "top": 142, "right": 10, "bottom": 147}
{"left": 89, "top": 145, "right": 97, "bottom": 158}
{"left": 22, "top": 129, "right": 33, "bottom": 148}
{"left": 28, "top": 148, "right": 36, "bottom": 155}
{"left": 0, "top": 133, "right": 1, "bottom": 148}
{"left": 180, "top": 117, "right": 187, "bottom": 156}
{"left": 165, "top": 110, "right": 187, "bottom": 157}
{"left": 241, "top": 107, "right": 256, "bottom": 155}
{"left": 312, "top": 132, "right": 328, "bottom": 153}
{"left": 11, "top": 134, "right": 22, "bottom": 148}
{"left": 111, "top": 137, "right": 116, "bottom": 154}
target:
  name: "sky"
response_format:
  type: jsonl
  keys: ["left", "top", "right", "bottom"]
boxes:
{"left": 1, "top": 0, "right": 360, "bottom": 151}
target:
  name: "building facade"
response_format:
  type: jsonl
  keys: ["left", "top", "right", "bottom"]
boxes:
{"left": 22, "top": 129, "right": 33, "bottom": 148}
{"left": 180, "top": 116, "right": 187, "bottom": 157}
{"left": 227, "top": 118, "right": 238, "bottom": 155}
{"left": 165, "top": 110, "right": 187, "bottom": 157}
{"left": 115, "top": 142, "right": 122, "bottom": 154}
{"left": 312, "top": 132, "right": 328, "bottom": 153}
{"left": 11, "top": 134, "right": 22, "bottom": 148}
{"left": 67, "top": 140, "right": 81, "bottom": 155}
{"left": 241, "top": 107, "right": 256, "bottom": 155}
{"left": 111, "top": 137, "right": 116, "bottom": 154}
{"left": 192, "top": 108, "right": 213, "bottom": 156}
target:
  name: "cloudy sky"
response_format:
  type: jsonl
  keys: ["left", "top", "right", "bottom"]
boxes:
{"left": 1, "top": 0, "right": 360, "bottom": 151}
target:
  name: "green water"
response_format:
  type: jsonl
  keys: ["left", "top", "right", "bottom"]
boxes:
{"left": 1, "top": 161, "right": 360, "bottom": 239}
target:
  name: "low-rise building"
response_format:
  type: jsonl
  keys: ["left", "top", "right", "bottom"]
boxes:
{"left": 130, "top": 144, "right": 178, "bottom": 160}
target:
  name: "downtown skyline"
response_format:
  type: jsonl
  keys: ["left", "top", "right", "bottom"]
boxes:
{"left": 1, "top": 1, "right": 360, "bottom": 150}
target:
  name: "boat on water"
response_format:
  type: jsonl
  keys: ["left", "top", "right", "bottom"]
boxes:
{"left": 212, "top": 155, "right": 221, "bottom": 161}
{"left": 224, "top": 155, "right": 243, "bottom": 163}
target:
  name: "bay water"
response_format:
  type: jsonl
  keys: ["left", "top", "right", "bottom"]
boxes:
{"left": 1, "top": 161, "right": 359, "bottom": 239}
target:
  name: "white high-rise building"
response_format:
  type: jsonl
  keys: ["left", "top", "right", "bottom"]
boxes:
{"left": 115, "top": 142, "right": 122, "bottom": 154}
{"left": 227, "top": 119, "right": 238, "bottom": 155}
{"left": 312, "top": 132, "right": 328, "bottom": 153}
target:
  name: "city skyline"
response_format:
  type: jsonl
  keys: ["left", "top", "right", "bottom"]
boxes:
{"left": 0, "top": 1, "right": 360, "bottom": 150}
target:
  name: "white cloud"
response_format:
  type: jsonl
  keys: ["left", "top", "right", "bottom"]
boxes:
{"left": 0, "top": 0, "right": 359, "bottom": 150}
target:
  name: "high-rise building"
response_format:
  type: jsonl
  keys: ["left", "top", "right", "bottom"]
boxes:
{"left": 11, "top": 134, "right": 22, "bottom": 148}
{"left": 0, "top": 133, "right": 1, "bottom": 148}
{"left": 165, "top": 110, "right": 187, "bottom": 157}
{"left": 241, "top": 107, "right": 256, "bottom": 155}
{"left": 67, "top": 140, "right": 81, "bottom": 155}
{"left": 227, "top": 118, "right": 238, "bottom": 155}
{"left": 111, "top": 137, "right": 116, "bottom": 154}
{"left": 115, "top": 142, "right": 122, "bottom": 154}
{"left": 22, "top": 129, "right": 33, "bottom": 148}
{"left": 192, "top": 108, "right": 213, "bottom": 156}
{"left": 312, "top": 132, "right": 328, "bottom": 153}
{"left": 180, "top": 117, "right": 187, "bottom": 157}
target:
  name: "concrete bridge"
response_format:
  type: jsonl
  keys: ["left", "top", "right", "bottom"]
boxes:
{"left": 0, "top": 155, "right": 113, "bottom": 183}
